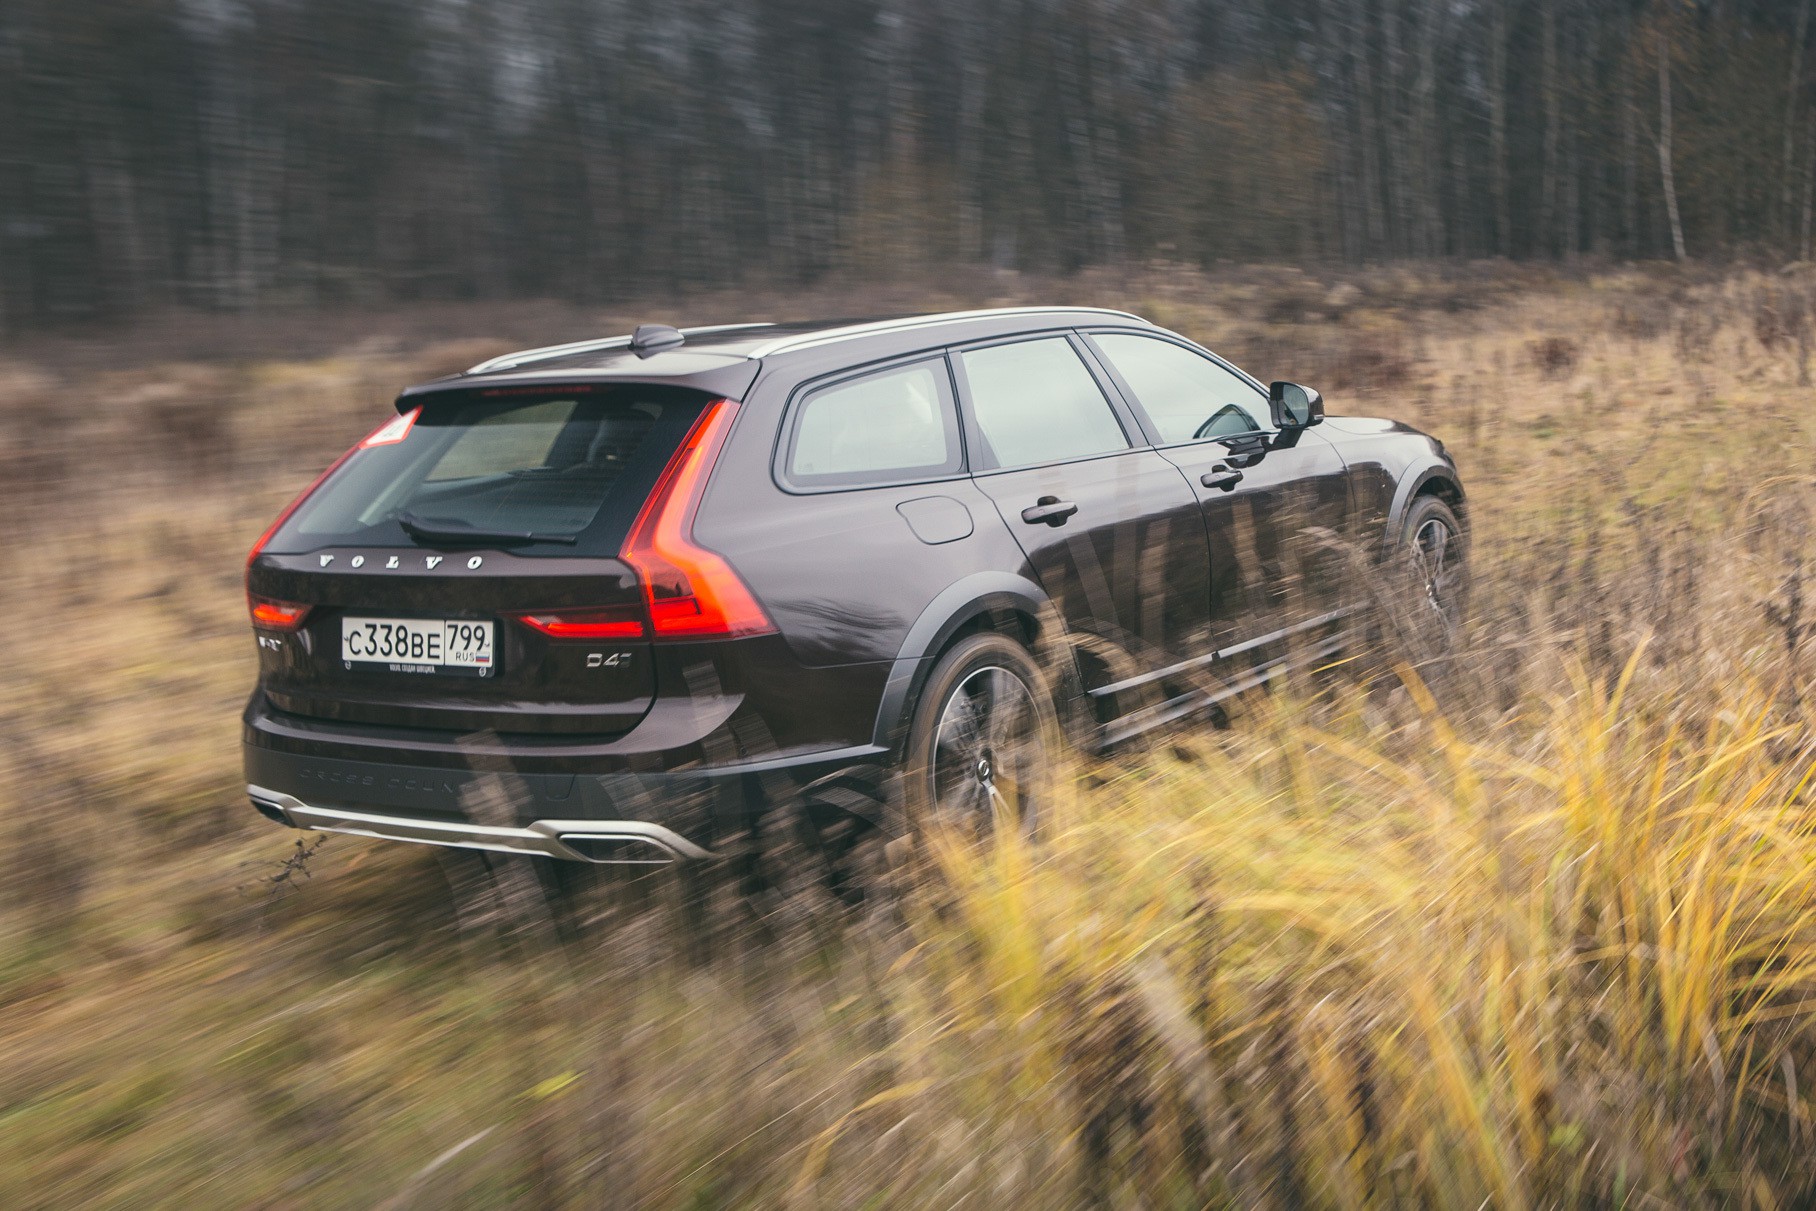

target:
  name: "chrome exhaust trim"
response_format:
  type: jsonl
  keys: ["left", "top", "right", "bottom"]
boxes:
{"left": 247, "top": 786, "right": 713, "bottom": 863}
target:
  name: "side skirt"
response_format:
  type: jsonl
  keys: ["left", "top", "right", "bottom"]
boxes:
{"left": 1092, "top": 611, "right": 1360, "bottom": 748}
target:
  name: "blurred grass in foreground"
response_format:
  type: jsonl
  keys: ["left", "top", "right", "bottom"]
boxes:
{"left": 3, "top": 262, "right": 1816, "bottom": 1207}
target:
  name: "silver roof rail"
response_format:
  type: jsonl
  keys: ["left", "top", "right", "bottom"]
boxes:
{"left": 465, "top": 322, "right": 777, "bottom": 374}
{"left": 744, "top": 306, "right": 1149, "bottom": 357}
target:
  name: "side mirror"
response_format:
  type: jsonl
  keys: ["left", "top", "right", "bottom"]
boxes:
{"left": 1269, "top": 381, "right": 1324, "bottom": 430}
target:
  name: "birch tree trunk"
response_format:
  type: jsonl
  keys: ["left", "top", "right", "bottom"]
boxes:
{"left": 1416, "top": 0, "right": 1443, "bottom": 257}
{"left": 1623, "top": 9, "right": 1640, "bottom": 255}
{"left": 1350, "top": 0, "right": 1389, "bottom": 256}
{"left": 1803, "top": 122, "right": 1816, "bottom": 261}
{"left": 1382, "top": 0, "right": 1411, "bottom": 256}
{"left": 1657, "top": 21, "right": 1687, "bottom": 261}
{"left": 1539, "top": 0, "right": 1560, "bottom": 256}
{"left": 952, "top": 1, "right": 987, "bottom": 263}
{"left": 1783, "top": 0, "right": 1811, "bottom": 248}
{"left": 1490, "top": 0, "right": 1511, "bottom": 256}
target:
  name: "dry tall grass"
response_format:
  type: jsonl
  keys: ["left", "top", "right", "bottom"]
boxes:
{"left": 2, "top": 263, "right": 1815, "bottom": 1207}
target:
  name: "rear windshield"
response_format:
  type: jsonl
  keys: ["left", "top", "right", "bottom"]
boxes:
{"left": 264, "top": 385, "right": 710, "bottom": 557}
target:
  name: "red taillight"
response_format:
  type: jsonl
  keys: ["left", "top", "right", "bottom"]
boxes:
{"left": 245, "top": 407, "right": 422, "bottom": 570}
{"left": 515, "top": 607, "right": 647, "bottom": 640}
{"left": 249, "top": 596, "right": 311, "bottom": 631}
{"left": 621, "top": 399, "right": 774, "bottom": 639}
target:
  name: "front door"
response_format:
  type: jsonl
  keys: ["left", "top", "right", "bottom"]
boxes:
{"left": 1082, "top": 331, "right": 1352, "bottom": 664}
{"left": 950, "top": 335, "right": 1212, "bottom": 694}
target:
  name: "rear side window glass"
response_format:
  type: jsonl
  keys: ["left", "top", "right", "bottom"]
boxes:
{"left": 1092, "top": 334, "right": 1266, "bottom": 443}
{"left": 264, "top": 386, "right": 707, "bottom": 557}
{"left": 786, "top": 359, "right": 961, "bottom": 487}
{"left": 960, "top": 338, "right": 1130, "bottom": 469}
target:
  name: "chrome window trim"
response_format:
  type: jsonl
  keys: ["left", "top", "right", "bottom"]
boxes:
{"left": 466, "top": 311, "right": 1153, "bottom": 374}
{"left": 745, "top": 307, "right": 1149, "bottom": 358}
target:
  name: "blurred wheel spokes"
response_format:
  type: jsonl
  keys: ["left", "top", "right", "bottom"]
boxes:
{"left": 932, "top": 664, "right": 1040, "bottom": 830}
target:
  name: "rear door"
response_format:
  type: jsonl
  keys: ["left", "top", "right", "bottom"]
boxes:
{"left": 951, "top": 334, "right": 1212, "bottom": 690}
{"left": 1081, "top": 331, "right": 1353, "bottom": 662}
{"left": 247, "top": 384, "right": 713, "bottom": 735}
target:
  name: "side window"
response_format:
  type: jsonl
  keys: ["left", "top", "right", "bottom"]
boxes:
{"left": 786, "top": 359, "right": 962, "bottom": 488}
{"left": 960, "top": 337, "right": 1130, "bottom": 469}
{"left": 1092, "top": 334, "right": 1267, "bottom": 444}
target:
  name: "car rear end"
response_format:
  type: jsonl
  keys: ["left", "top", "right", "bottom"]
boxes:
{"left": 242, "top": 370, "right": 858, "bottom": 863}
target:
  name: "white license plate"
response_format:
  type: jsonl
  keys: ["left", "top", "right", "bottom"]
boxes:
{"left": 342, "top": 617, "right": 493, "bottom": 674}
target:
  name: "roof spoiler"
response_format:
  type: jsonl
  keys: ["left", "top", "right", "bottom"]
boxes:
{"left": 465, "top": 323, "right": 774, "bottom": 375}
{"left": 398, "top": 359, "right": 763, "bottom": 408}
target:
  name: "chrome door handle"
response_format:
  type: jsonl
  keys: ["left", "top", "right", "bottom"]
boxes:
{"left": 1201, "top": 466, "right": 1244, "bottom": 491}
{"left": 1021, "top": 497, "right": 1079, "bottom": 526}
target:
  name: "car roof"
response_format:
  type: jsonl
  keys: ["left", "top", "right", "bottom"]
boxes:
{"left": 395, "top": 306, "right": 1156, "bottom": 406}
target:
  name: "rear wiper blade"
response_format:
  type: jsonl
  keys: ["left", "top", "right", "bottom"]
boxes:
{"left": 395, "top": 511, "right": 578, "bottom": 546}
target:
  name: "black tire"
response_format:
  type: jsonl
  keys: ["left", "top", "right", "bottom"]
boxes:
{"left": 1392, "top": 494, "right": 1469, "bottom": 673}
{"left": 901, "top": 632, "right": 1060, "bottom": 838}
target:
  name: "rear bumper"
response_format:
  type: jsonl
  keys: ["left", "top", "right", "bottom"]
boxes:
{"left": 243, "top": 722, "right": 890, "bottom": 861}
{"left": 248, "top": 787, "right": 711, "bottom": 863}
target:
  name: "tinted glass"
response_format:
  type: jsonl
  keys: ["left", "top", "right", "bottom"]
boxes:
{"left": 265, "top": 386, "right": 706, "bottom": 556}
{"left": 788, "top": 359, "right": 960, "bottom": 486}
{"left": 1094, "top": 334, "right": 1265, "bottom": 442}
{"left": 960, "top": 338, "right": 1129, "bottom": 468}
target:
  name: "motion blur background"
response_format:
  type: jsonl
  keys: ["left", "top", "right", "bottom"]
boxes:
{"left": 3, "top": 0, "right": 1815, "bottom": 325}
{"left": 11, "top": 3, "right": 1816, "bottom": 1209}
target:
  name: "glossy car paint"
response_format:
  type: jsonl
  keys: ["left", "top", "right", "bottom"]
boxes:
{"left": 948, "top": 333, "right": 1213, "bottom": 684}
{"left": 243, "top": 308, "right": 1465, "bottom": 858}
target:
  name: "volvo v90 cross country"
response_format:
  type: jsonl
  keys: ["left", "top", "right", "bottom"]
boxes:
{"left": 243, "top": 309, "right": 1466, "bottom": 863}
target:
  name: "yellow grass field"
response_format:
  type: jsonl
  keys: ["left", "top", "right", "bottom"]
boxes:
{"left": 4, "top": 264, "right": 1816, "bottom": 1208}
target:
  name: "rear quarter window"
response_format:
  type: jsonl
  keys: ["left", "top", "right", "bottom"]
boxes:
{"left": 782, "top": 358, "right": 962, "bottom": 490}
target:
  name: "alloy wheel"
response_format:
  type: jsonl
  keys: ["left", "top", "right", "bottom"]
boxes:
{"left": 1412, "top": 515, "right": 1463, "bottom": 637}
{"left": 929, "top": 664, "right": 1043, "bottom": 831}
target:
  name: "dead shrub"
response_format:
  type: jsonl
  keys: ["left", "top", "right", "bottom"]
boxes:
{"left": 126, "top": 367, "right": 241, "bottom": 474}
{"left": 0, "top": 432, "right": 67, "bottom": 508}
{"left": 1674, "top": 308, "right": 1722, "bottom": 365}
{"left": 1610, "top": 305, "right": 1664, "bottom": 340}
{"left": 1258, "top": 275, "right": 1326, "bottom": 326}
{"left": 1323, "top": 334, "right": 1416, "bottom": 393}
{"left": 1322, "top": 281, "right": 1364, "bottom": 319}
{"left": 0, "top": 732, "right": 96, "bottom": 943}
{"left": 1526, "top": 335, "right": 1579, "bottom": 379}
{"left": 1752, "top": 287, "right": 1814, "bottom": 384}
{"left": 1754, "top": 294, "right": 1797, "bottom": 352}
{"left": 1219, "top": 325, "right": 1290, "bottom": 377}
{"left": 0, "top": 372, "right": 71, "bottom": 507}
{"left": 1429, "top": 274, "right": 1498, "bottom": 313}
{"left": 1386, "top": 266, "right": 1502, "bottom": 314}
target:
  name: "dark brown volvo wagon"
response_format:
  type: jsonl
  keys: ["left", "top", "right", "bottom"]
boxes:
{"left": 243, "top": 308, "right": 1466, "bottom": 863}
